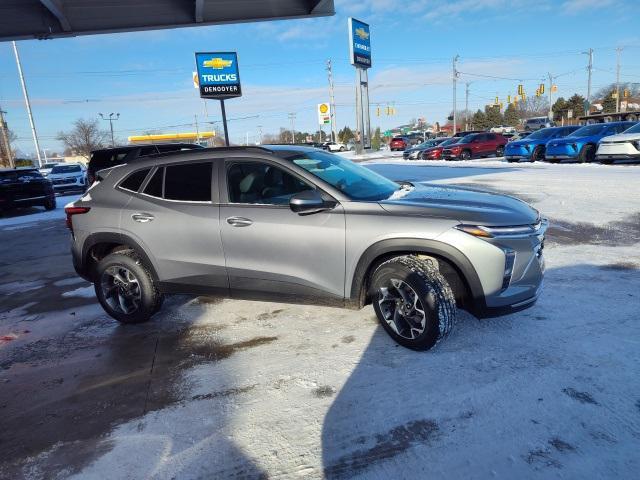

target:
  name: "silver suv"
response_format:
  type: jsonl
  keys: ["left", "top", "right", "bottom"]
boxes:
{"left": 67, "top": 146, "right": 547, "bottom": 350}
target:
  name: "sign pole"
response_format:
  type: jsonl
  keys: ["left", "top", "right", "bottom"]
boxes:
{"left": 355, "top": 68, "right": 364, "bottom": 154}
{"left": 220, "top": 99, "right": 230, "bottom": 146}
{"left": 348, "top": 18, "right": 371, "bottom": 155}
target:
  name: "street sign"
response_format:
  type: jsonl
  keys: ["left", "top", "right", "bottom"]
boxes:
{"left": 318, "top": 103, "right": 331, "bottom": 125}
{"left": 348, "top": 18, "right": 371, "bottom": 69}
{"left": 194, "top": 52, "right": 241, "bottom": 99}
{"left": 567, "top": 109, "right": 573, "bottom": 119}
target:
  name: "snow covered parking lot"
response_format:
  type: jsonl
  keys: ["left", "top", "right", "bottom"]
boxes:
{"left": 0, "top": 159, "right": 639, "bottom": 479}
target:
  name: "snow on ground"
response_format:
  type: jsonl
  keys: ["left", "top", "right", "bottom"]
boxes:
{"left": 1, "top": 157, "right": 639, "bottom": 479}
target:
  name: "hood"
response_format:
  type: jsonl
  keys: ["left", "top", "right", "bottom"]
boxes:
{"left": 379, "top": 183, "right": 539, "bottom": 226}
{"left": 548, "top": 135, "right": 594, "bottom": 145}
{"left": 599, "top": 132, "right": 640, "bottom": 142}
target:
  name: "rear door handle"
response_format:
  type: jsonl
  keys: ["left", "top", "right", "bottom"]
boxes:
{"left": 226, "top": 216, "right": 253, "bottom": 227}
{"left": 131, "top": 213, "right": 155, "bottom": 223}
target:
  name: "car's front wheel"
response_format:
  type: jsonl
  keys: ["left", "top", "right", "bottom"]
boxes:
{"left": 370, "top": 255, "right": 456, "bottom": 351}
{"left": 460, "top": 150, "right": 471, "bottom": 160}
{"left": 94, "top": 250, "right": 163, "bottom": 324}
{"left": 531, "top": 146, "right": 543, "bottom": 162}
{"left": 495, "top": 146, "right": 505, "bottom": 157}
{"left": 43, "top": 197, "right": 56, "bottom": 211}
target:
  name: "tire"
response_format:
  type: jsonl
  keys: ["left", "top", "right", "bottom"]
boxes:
{"left": 340, "top": 146, "right": 346, "bottom": 152}
{"left": 579, "top": 144, "right": 596, "bottom": 163}
{"left": 44, "top": 197, "right": 56, "bottom": 211}
{"left": 531, "top": 146, "right": 543, "bottom": 162}
{"left": 495, "top": 146, "right": 505, "bottom": 157}
{"left": 94, "top": 250, "right": 163, "bottom": 324}
{"left": 506, "top": 158, "right": 519, "bottom": 163}
{"left": 599, "top": 158, "right": 613, "bottom": 165}
{"left": 370, "top": 255, "right": 456, "bottom": 351}
{"left": 460, "top": 150, "right": 471, "bottom": 160}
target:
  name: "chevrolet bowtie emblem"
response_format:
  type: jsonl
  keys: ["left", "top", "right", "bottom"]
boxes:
{"left": 203, "top": 57, "right": 232, "bottom": 69}
{"left": 354, "top": 28, "right": 369, "bottom": 40}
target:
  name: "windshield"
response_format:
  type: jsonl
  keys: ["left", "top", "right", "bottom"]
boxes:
{"left": 289, "top": 150, "right": 400, "bottom": 201}
{"left": 622, "top": 123, "right": 640, "bottom": 134}
{"left": 568, "top": 124, "right": 606, "bottom": 137}
{"left": 439, "top": 137, "right": 460, "bottom": 147}
{"left": 526, "top": 128, "right": 557, "bottom": 140}
{"left": 458, "top": 134, "right": 477, "bottom": 144}
{"left": 51, "top": 165, "right": 82, "bottom": 174}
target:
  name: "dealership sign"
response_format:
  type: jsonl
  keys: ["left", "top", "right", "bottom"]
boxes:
{"left": 195, "top": 52, "right": 242, "bottom": 99}
{"left": 348, "top": 18, "right": 371, "bottom": 69}
{"left": 318, "top": 103, "right": 331, "bottom": 125}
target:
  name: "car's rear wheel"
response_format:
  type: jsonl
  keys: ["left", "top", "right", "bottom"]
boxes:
{"left": 370, "top": 255, "right": 456, "bottom": 351}
{"left": 599, "top": 158, "right": 613, "bottom": 165}
{"left": 43, "top": 197, "right": 56, "bottom": 211}
{"left": 531, "top": 146, "right": 543, "bottom": 162}
{"left": 579, "top": 144, "right": 596, "bottom": 163}
{"left": 95, "top": 250, "right": 163, "bottom": 324}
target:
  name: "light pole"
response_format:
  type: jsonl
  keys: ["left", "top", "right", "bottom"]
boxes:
{"left": 452, "top": 55, "right": 460, "bottom": 135}
{"left": 99, "top": 113, "right": 120, "bottom": 147}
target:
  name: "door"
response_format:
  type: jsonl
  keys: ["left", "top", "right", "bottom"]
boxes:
{"left": 220, "top": 159, "right": 346, "bottom": 303}
{"left": 119, "top": 161, "right": 228, "bottom": 294}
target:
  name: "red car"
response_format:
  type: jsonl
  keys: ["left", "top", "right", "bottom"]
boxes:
{"left": 442, "top": 133, "right": 507, "bottom": 160}
{"left": 421, "top": 137, "right": 461, "bottom": 160}
{"left": 389, "top": 137, "right": 409, "bottom": 151}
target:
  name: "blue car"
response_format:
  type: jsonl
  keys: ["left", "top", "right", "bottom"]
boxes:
{"left": 504, "top": 126, "right": 581, "bottom": 162}
{"left": 545, "top": 121, "right": 636, "bottom": 163}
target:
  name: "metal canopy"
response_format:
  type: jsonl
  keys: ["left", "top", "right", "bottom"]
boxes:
{"left": 0, "top": 0, "right": 335, "bottom": 41}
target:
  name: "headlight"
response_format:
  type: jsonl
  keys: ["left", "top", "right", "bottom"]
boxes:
{"left": 455, "top": 221, "right": 547, "bottom": 239}
{"left": 632, "top": 141, "right": 640, "bottom": 151}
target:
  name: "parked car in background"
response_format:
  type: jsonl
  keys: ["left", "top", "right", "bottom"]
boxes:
{"left": 322, "top": 141, "right": 347, "bottom": 152}
{"left": 596, "top": 122, "right": 640, "bottom": 164}
{"left": 403, "top": 138, "right": 448, "bottom": 159}
{"left": 87, "top": 143, "right": 204, "bottom": 185}
{"left": 524, "top": 117, "right": 555, "bottom": 131}
{"left": 545, "top": 121, "right": 636, "bottom": 163}
{"left": 48, "top": 163, "right": 87, "bottom": 193}
{"left": 442, "top": 133, "right": 507, "bottom": 160}
{"left": 452, "top": 130, "right": 484, "bottom": 138}
{"left": 389, "top": 137, "right": 409, "bottom": 151}
{"left": 68, "top": 145, "right": 547, "bottom": 351}
{"left": 39, "top": 162, "right": 61, "bottom": 177}
{"left": 0, "top": 168, "right": 56, "bottom": 211}
{"left": 490, "top": 125, "right": 517, "bottom": 135}
{"left": 421, "top": 137, "right": 463, "bottom": 160}
{"left": 504, "top": 126, "right": 581, "bottom": 162}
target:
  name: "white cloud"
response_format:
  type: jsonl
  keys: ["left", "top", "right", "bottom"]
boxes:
{"left": 561, "top": 0, "right": 614, "bottom": 13}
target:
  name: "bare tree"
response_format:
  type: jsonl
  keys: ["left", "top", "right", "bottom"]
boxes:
{"left": 56, "top": 119, "right": 109, "bottom": 159}
{"left": 516, "top": 97, "right": 549, "bottom": 120}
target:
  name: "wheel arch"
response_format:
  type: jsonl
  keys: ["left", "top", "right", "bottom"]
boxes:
{"left": 82, "top": 232, "right": 159, "bottom": 282}
{"left": 348, "top": 238, "right": 486, "bottom": 312}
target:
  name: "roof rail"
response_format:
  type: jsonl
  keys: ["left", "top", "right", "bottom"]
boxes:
{"left": 147, "top": 145, "right": 275, "bottom": 159}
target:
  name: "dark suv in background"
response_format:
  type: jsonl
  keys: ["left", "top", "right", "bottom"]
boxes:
{"left": 87, "top": 143, "right": 203, "bottom": 185}
{"left": 0, "top": 168, "right": 56, "bottom": 212}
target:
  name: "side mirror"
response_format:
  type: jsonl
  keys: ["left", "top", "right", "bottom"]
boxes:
{"left": 290, "top": 190, "right": 334, "bottom": 215}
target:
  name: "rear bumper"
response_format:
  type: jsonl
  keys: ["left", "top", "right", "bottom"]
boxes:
{"left": 0, "top": 192, "right": 54, "bottom": 210}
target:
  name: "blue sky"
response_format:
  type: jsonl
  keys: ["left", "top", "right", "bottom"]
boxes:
{"left": 1, "top": 0, "right": 639, "bottom": 155}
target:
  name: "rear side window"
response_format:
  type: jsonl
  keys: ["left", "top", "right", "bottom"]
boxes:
{"left": 143, "top": 168, "right": 164, "bottom": 198}
{"left": 120, "top": 168, "right": 150, "bottom": 192}
{"left": 164, "top": 162, "right": 212, "bottom": 202}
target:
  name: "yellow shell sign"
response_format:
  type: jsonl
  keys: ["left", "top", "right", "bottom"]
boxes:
{"left": 319, "top": 103, "right": 329, "bottom": 114}
{"left": 317, "top": 103, "right": 331, "bottom": 125}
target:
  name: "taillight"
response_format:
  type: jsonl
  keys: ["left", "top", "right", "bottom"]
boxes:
{"left": 65, "top": 206, "right": 90, "bottom": 232}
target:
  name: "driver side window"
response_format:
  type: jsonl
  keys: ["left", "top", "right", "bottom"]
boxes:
{"left": 227, "top": 162, "right": 312, "bottom": 205}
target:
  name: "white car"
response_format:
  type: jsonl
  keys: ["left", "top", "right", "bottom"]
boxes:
{"left": 47, "top": 163, "right": 87, "bottom": 193}
{"left": 490, "top": 125, "right": 516, "bottom": 134}
{"left": 596, "top": 122, "right": 640, "bottom": 164}
{"left": 39, "top": 162, "right": 61, "bottom": 177}
{"left": 323, "top": 141, "right": 347, "bottom": 152}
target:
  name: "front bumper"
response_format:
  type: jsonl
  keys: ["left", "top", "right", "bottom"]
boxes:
{"left": 596, "top": 142, "right": 640, "bottom": 161}
{"left": 545, "top": 143, "right": 580, "bottom": 161}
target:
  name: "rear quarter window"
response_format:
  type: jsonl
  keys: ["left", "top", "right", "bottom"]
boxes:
{"left": 164, "top": 163, "right": 212, "bottom": 202}
{"left": 119, "top": 168, "right": 151, "bottom": 192}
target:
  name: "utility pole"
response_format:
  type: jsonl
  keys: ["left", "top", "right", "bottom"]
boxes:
{"left": 0, "top": 107, "right": 14, "bottom": 168}
{"left": 583, "top": 48, "right": 593, "bottom": 115}
{"left": 615, "top": 47, "right": 622, "bottom": 113}
{"left": 99, "top": 113, "right": 120, "bottom": 147}
{"left": 288, "top": 113, "right": 296, "bottom": 144}
{"left": 452, "top": 55, "right": 459, "bottom": 135}
{"left": 547, "top": 73, "right": 554, "bottom": 120}
{"left": 326, "top": 59, "right": 338, "bottom": 143}
{"left": 194, "top": 114, "right": 200, "bottom": 144}
{"left": 12, "top": 41, "right": 42, "bottom": 167}
{"left": 257, "top": 125, "right": 263, "bottom": 145}
{"left": 464, "top": 82, "right": 470, "bottom": 131}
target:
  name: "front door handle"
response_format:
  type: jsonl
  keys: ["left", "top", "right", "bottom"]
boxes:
{"left": 226, "top": 216, "right": 253, "bottom": 227}
{"left": 132, "top": 213, "right": 155, "bottom": 223}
